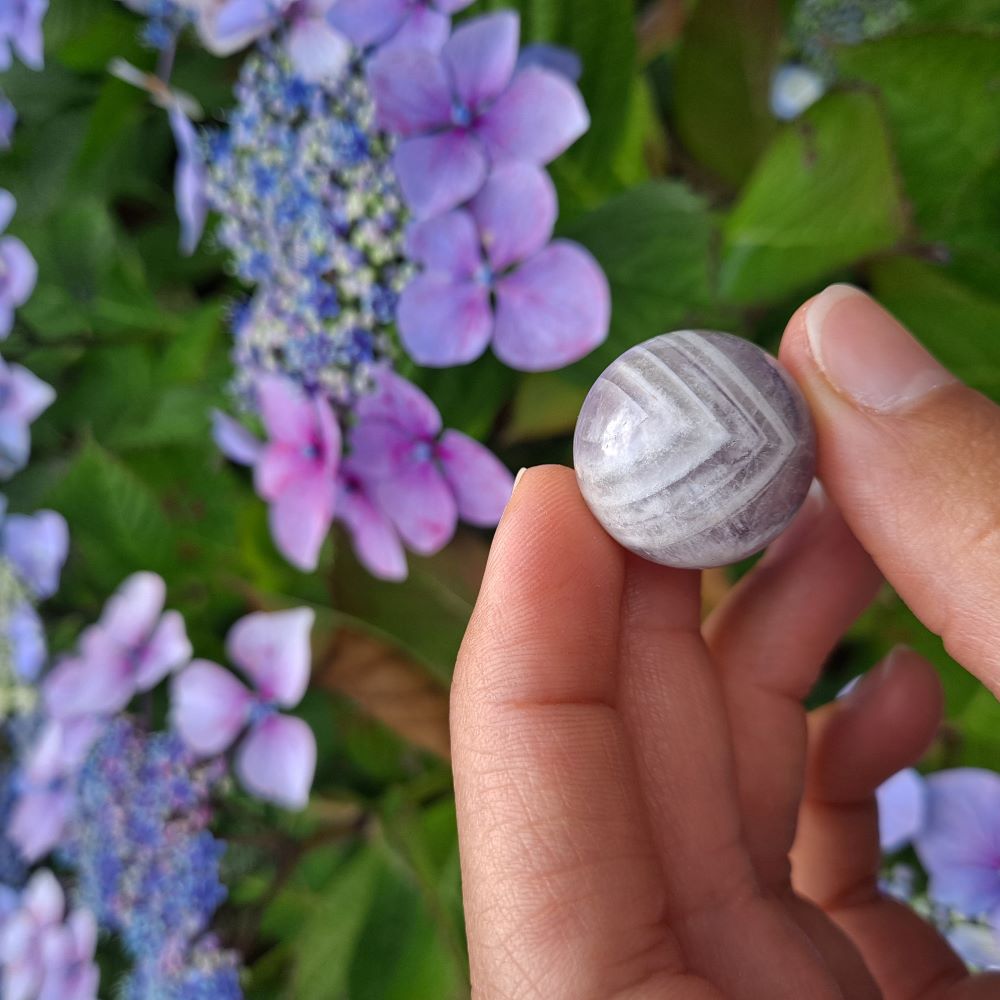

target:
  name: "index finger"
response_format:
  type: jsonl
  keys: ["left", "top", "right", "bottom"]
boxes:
{"left": 450, "top": 465, "right": 693, "bottom": 1000}
{"left": 779, "top": 285, "right": 1000, "bottom": 694}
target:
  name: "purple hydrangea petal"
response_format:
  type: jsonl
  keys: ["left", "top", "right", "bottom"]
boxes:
{"left": 133, "top": 609, "right": 192, "bottom": 691}
{"left": 168, "top": 108, "right": 207, "bottom": 256}
{"left": 436, "top": 430, "right": 513, "bottom": 526}
{"left": 383, "top": 5, "right": 450, "bottom": 53}
{"left": 256, "top": 371, "right": 319, "bottom": 445}
{"left": 375, "top": 461, "right": 457, "bottom": 555}
{"left": 10, "top": 0, "right": 47, "bottom": 70}
{"left": 0, "top": 190, "right": 15, "bottom": 230}
{"left": 7, "top": 789, "right": 71, "bottom": 863}
{"left": 254, "top": 442, "right": 314, "bottom": 502}
{"left": 470, "top": 162, "right": 556, "bottom": 271}
{"left": 915, "top": 768, "right": 1000, "bottom": 922}
{"left": 170, "top": 659, "right": 254, "bottom": 757}
{"left": 335, "top": 472, "right": 408, "bottom": 581}
{"left": 327, "top": 0, "right": 409, "bottom": 47}
{"left": 876, "top": 767, "right": 927, "bottom": 853}
{"left": 367, "top": 46, "right": 451, "bottom": 135}
{"left": 235, "top": 713, "right": 316, "bottom": 810}
{"left": 393, "top": 131, "right": 488, "bottom": 219}
{"left": 398, "top": 273, "right": 493, "bottom": 367}
{"left": 355, "top": 368, "right": 442, "bottom": 439}
{"left": 442, "top": 11, "right": 519, "bottom": 113}
{"left": 0, "top": 236, "right": 38, "bottom": 307}
{"left": 226, "top": 607, "right": 314, "bottom": 707}
{"left": 347, "top": 420, "right": 412, "bottom": 481}
{"left": 7, "top": 600, "right": 46, "bottom": 681}
{"left": 493, "top": 239, "right": 610, "bottom": 371}
{"left": 3, "top": 361, "right": 54, "bottom": 424}
{"left": 479, "top": 66, "right": 589, "bottom": 165}
{"left": 286, "top": 16, "right": 351, "bottom": 82}
{"left": 99, "top": 572, "right": 166, "bottom": 648}
{"left": 268, "top": 472, "right": 336, "bottom": 570}
{"left": 947, "top": 923, "right": 1000, "bottom": 970}
{"left": 406, "top": 210, "right": 481, "bottom": 276}
{"left": 211, "top": 409, "right": 263, "bottom": 466}
{"left": 43, "top": 647, "right": 133, "bottom": 718}
{"left": 211, "top": 0, "right": 277, "bottom": 46}
{"left": 517, "top": 42, "right": 582, "bottom": 83}
{"left": 0, "top": 97, "right": 14, "bottom": 150}
{"left": 2, "top": 509, "right": 69, "bottom": 599}
{"left": 23, "top": 869, "right": 65, "bottom": 926}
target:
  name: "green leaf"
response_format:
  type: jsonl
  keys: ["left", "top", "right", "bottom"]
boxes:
{"left": 287, "top": 847, "right": 382, "bottom": 1000}
{"left": 955, "top": 686, "right": 1000, "bottom": 769}
{"left": 559, "top": 180, "right": 718, "bottom": 385}
{"left": 44, "top": 440, "right": 173, "bottom": 594}
{"left": 331, "top": 533, "right": 485, "bottom": 683}
{"left": 907, "top": 0, "right": 1000, "bottom": 28}
{"left": 721, "top": 91, "right": 906, "bottom": 304}
{"left": 837, "top": 32, "right": 1000, "bottom": 248}
{"left": 868, "top": 256, "right": 1000, "bottom": 400}
{"left": 672, "top": 0, "right": 782, "bottom": 186}
{"left": 502, "top": 372, "right": 588, "bottom": 444}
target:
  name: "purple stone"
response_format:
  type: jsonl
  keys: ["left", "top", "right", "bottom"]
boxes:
{"left": 573, "top": 330, "right": 817, "bottom": 568}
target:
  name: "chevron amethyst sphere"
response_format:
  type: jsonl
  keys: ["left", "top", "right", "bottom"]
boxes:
{"left": 573, "top": 331, "right": 816, "bottom": 569}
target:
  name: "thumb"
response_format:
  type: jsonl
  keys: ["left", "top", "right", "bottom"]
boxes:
{"left": 779, "top": 284, "right": 1000, "bottom": 695}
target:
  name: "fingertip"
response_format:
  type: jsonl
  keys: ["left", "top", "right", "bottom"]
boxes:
{"left": 456, "top": 464, "right": 625, "bottom": 708}
{"left": 808, "top": 649, "right": 943, "bottom": 803}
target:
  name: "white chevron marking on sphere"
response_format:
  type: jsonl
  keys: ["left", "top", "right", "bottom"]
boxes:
{"left": 573, "top": 330, "right": 817, "bottom": 568}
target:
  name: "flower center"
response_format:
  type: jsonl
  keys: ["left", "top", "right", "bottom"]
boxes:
{"left": 451, "top": 103, "right": 473, "bottom": 129}
{"left": 410, "top": 439, "right": 434, "bottom": 464}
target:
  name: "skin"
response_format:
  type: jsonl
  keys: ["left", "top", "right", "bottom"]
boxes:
{"left": 451, "top": 290, "right": 1000, "bottom": 999}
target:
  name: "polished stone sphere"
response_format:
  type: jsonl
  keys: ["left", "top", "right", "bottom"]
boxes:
{"left": 573, "top": 330, "right": 816, "bottom": 569}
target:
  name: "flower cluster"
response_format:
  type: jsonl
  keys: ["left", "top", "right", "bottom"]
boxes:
{"left": 205, "top": 46, "right": 410, "bottom": 405}
{"left": 137, "top": 0, "right": 609, "bottom": 580}
{"left": 0, "top": 0, "right": 46, "bottom": 72}
{"left": 62, "top": 719, "right": 237, "bottom": 995}
{"left": 0, "top": 191, "right": 38, "bottom": 341}
{"left": 0, "top": 869, "right": 99, "bottom": 1000}
{"left": 877, "top": 765, "right": 1000, "bottom": 969}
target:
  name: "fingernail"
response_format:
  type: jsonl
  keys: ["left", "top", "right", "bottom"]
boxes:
{"left": 844, "top": 645, "right": 911, "bottom": 705}
{"left": 512, "top": 467, "right": 527, "bottom": 492}
{"left": 805, "top": 285, "right": 957, "bottom": 413}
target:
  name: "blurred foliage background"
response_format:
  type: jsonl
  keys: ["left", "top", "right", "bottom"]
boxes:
{"left": 1, "top": 0, "right": 999, "bottom": 995}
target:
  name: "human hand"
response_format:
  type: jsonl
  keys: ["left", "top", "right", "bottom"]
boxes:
{"left": 451, "top": 285, "right": 1000, "bottom": 999}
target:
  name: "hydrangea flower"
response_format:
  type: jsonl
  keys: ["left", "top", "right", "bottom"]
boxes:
{"left": 947, "top": 922, "right": 1000, "bottom": 971}
{"left": 0, "top": 356, "right": 54, "bottom": 480}
{"left": 253, "top": 374, "right": 340, "bottom": 571}
{"left": 171, "top": 607, "right": 316, "bottom": 809}
{"left": 44, "top": 572, "right": 192, "bottom": 719}
{"left": 1, "top": 192, "right": 38, "bottom": 339}
{"left": 7, "top": 718, "right": 101, "bottom": 863}
{"left": 63, "top": 720, "right": 228, "bottom": 968}
{"left": 876, "top": 767, "right": 927, "bottom": 853}
{"left": 0, "top": 869, "right": 99, "bottom": 1000}
{"left": 349, "top": 368, "right": 513, "bottom": 558}
{"left": 329, "top": 0, "right": 473, "bottom": 54}
{"left": 334, "top": 455, "right": 407, "bottom": 581}
{"left": 1, "top": 504, "right": 69, "bottom": 600}
{"left": 770, "top": 64, "right": 826, "bottom": 121}
{"left": 3, "top": 601, "right": 46, "bottom": 682}
{"left": 0, "top": 0, "right": 47, "bottom": 71}
{"left": 915, "top": 768, "right": 1000, "bottom": 924}
{"left": 368, "top": 12, "right": 589, "bottom": 218}
{"left": 124, "top": 936, "right": 241, "bottom": 999}
{"left": 399, "top": 161, "right": 609, "bottom": 370}
{"left": 0, "top": 95, "right": 15, "bottom": 150}
{"left": 168, "top": 107, "right": 208, "bottom": 256}
{"left": 205, "top": 48, "right": 410, "bottom": 404}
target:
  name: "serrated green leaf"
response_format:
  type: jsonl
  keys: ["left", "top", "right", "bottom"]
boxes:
{"left": 559, "top": 180, "right": 718, "bottom": 384}
{"left": 721, "top": 91, "right": 905, "bottom": 303}
{"left": 673, "top": 0, "right": 782, "bottom": 186}
{"left": 837, "top": 32, "right": 1000, "bottom": 248}
{"left": 44, "top": 440, "right": 173, "bottom": 593}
